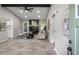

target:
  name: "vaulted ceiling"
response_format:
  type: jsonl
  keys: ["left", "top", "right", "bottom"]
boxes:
{"left": 2, "top": 4, "right": 50, "bottom": 20}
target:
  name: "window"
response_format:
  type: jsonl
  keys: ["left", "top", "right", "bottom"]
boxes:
{"left": 75, "top": 4, "right": 79, "bottom": 18}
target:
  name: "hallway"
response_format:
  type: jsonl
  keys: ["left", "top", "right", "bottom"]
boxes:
{"left": 0, "top": 39, "right": 56, "bottom": 55}
{"left": 0, "top": 4, "right": 70, "bottom": 55}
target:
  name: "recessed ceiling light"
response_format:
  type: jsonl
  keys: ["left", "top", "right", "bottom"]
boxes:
{"left": 25, "top": 10, "right": 28, "bottom": 12}
{"left": 38, "top": 15, "right": 40, "bottom": 18}
{"left": 37, "top": 10, "right": 40, "bottom": 13}
{"left": 20, "top": 10, "right": 23, "bottom": 13}
{"left": 25, "top": 15, "right": 27, "bottom": 18}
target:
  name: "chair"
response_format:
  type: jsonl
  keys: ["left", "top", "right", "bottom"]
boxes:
{"left": 37, "top": 30, "right": 45, "bottom": 40}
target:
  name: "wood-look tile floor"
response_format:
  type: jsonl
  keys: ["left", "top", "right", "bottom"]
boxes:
{"left": 0, "top": 39, "right": 57, "bottom": 55}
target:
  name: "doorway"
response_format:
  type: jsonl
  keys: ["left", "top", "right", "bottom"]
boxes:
{"left": 6, "top": 19, "right": 13, "bottom": 39}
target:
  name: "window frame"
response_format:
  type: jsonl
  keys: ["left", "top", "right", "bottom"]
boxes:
{"left": 75, "top": 4, "right": 79, "bottom": 18}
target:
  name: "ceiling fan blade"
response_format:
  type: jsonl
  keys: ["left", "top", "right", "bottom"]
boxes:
{"left": 24, "top": 9, "right": 32, "bottom": 12}
{"left": 18, "top": 7, "right": 33, "bottom": 12}
{"left": 25, "top": 7, "right": 33, "bottom": 10}
{"left": 25, "top": 7, "right": 33, "bottom": 12}
{"left": 28, "top": 8, "right": 34, "bottom": 10}
{"left": 27, "top": 10, "right": 32, "bottom": 12}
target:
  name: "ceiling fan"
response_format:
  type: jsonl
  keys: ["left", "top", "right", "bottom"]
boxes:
{"left": 18, "top": 7, "right": 34, "bottom": 12}
{"left": 24, "top": 7, "right": 34, "bottom": 12}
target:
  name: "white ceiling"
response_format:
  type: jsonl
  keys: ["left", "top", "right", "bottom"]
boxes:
{"left": 7, "top": 7, "right": 50, "bottom": 20}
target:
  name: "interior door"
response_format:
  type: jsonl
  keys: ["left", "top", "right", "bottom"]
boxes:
{"left": 75, "top": 26, "right": 79, "bottom": 55}
{"left": 6, "top": 19, "right": 13, "bottom": 38}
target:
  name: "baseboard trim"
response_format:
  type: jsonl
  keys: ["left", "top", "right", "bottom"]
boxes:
{"left": 0, "top": 39, "right": 9, "bottom": 43}
{"left": 54, "top": 48, "right": 60, "bottom": 55}
{"left": 8, "top": 37, "right": 13, "bottom": 39}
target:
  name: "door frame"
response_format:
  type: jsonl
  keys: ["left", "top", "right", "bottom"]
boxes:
{"left": 22, "top": 21, "right": 29, "bottom": 32}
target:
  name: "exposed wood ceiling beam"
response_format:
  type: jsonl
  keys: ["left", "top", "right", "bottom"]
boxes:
{"left": 1, "top": 4, "right": 51, "bottom": 7}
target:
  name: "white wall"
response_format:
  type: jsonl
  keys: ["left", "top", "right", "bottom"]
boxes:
{"left": 47, "top": 4, "right": 69, "bottom": 55}
{"left": 39, "top": 19, "right": 46, "bottom": 30}
{"left": 13, "top": 16, "right": 22, "bottom": 37}
{"left": 0, "top": 6, "right": 21, "bottom": 39}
